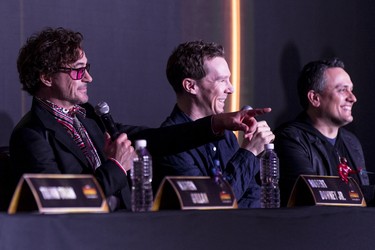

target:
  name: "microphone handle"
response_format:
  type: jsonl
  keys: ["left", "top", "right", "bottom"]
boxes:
{"left": 101, "top": 113, "right": 121, "bottom": 140}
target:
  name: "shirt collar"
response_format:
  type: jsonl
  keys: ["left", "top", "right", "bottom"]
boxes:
{"left": 35, "top": 97, "right": 86, "bottom": 118}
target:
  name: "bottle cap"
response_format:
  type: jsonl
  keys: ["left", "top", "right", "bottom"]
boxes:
{"left": 264, "top": 143, "right": 274, "bottom": 150}
{"left": 135, "top": 139, "right": 147, "bottom": 149}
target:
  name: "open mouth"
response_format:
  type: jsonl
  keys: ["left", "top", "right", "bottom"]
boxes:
{"left": 217, "top": 98, "right": 226, "bottom": 103}
{"left": 341, "top": 105, "right": 352, "bottom": 111}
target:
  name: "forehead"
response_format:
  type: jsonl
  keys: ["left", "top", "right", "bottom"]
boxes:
{"left": 203, "top": 57, "right": 230, "bottom": 76}
{"left": 70, "top": 50, "right": 87, "bottom": 67}
{"left": 323, "top": 67, "right": 352, "bottom": 88}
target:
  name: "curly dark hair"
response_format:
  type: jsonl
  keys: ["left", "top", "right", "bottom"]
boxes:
{"left": 166, "top": 40, "right": 224, "bottom": 94}
{"left": 17, "top": 27, "right": 84, "bottom": 96}
{"left": 297, "top": 57, "right": 345, "bottom": 110}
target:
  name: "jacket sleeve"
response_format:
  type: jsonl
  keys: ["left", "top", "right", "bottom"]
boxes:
{"left": 10, "top": 124, "right": 129, "bottom": 199}
{"left": 119, "top": 117, "right": 223, "bottom": 156}
{"left": 84, "top": 102, "right": 223, "bottom": 156}
{"left": 224, "top": 148, "right": 261, "bottom": 208}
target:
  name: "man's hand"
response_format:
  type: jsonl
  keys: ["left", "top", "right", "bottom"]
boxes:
{"left": 241, "top": 120, "right": 275, "bottom": 156}
{"left": 211, "top": 108, "right": 272, "bottom": 134}
{"left": 103, "top": 132, "right": 134, "bottom": 172}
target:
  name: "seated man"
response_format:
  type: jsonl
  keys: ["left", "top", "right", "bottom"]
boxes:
{"left": 274, "top": 58, "right": 374, "bottom": 206}
{"left": 154, "top": 40, "right": 274, "bottom": 208}
{"left": 10, "top": 27, "right": 268, "bottom": 211}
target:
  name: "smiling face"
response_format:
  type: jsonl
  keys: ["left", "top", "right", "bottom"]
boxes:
{"left": 317, "top": 67, "right": 357, "bottom": 127}
{"left": 47, "top": 51, "right": 93, "bottom": 109}
{"left": 194, "top": 57, "right": 233, "bottom": 117}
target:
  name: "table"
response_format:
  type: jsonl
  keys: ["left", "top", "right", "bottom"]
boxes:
{"left": 0, "top": 206, "right": 373, "bottom": 250}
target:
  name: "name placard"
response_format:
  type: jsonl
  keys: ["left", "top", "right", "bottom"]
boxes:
{"left": 8, "top": 174, "right": 109, "bottom": 214}
{"left": 288, "top": 175, "right": 366, "bottom": 207}
{"left": 153, "top": 176, "right": 237, "bottom": 210}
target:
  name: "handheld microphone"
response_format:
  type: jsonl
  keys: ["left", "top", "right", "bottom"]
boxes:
{"left": 94, "top": 101, "right": 121, "bottom": 140}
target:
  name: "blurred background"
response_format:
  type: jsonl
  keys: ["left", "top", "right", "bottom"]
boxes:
{"left": 1, "top": 0, "right": 375, "bottom": 175}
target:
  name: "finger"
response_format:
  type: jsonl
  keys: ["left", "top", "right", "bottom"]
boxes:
{"left": 116, "top": 133, "right": 128, "bottom": 141}
{"left": 256, "top": 120, "right": 267, "bottom": 126}
{"left": 244, "top": 108, "right": 272, "bottom": 117}
{"left": 104, "top": 132, "right": 111, "bottom": 146}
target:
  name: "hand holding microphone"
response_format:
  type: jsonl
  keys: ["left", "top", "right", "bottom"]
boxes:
{"left": 240, "top": 104, "right": 275, "bottom": 156}
{"left": 95, "top": 101, "right": 121, "bottom": 140}
{"left": 95, "top": 101, "right": 134, "bottom": 171}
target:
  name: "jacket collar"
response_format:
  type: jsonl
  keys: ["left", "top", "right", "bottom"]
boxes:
{"left": 31, "top": 98, "right": 103, "bottom": 168}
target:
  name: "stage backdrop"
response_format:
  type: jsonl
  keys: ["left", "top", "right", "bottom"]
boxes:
{"left": 1, "top": 0, "right": 375, "bottom": 177}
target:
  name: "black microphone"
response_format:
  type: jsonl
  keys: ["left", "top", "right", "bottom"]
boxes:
{"left": 95, "top": 101, "right": 121, "bottom": 140}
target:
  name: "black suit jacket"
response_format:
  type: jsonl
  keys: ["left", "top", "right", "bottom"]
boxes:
{"left": 10, "top": 99, "right": 220, "bottom": 210}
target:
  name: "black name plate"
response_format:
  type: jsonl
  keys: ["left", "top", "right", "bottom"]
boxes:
{"left": 8, "top": 174, "right": 109, "bottom": 214}
{"left": 288, "top": 175, "right": 366, "bottom": 207}
{"left": 153, "top": 176, "right": 237, "bottom": 210}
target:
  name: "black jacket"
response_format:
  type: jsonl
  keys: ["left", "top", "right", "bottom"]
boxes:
{"left": 274, "top": 112, "right": 372, "bottom": 206}
{"left": 9, "top": 99, "right": 221, "bottom": 210}
{"left": 154, "top": 105, "right": 261, "bottom": 208}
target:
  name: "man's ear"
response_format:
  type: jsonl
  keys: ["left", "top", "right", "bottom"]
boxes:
{"left": 307, "top": 90, "right": 320, "bottom": 107}
{"left": 182, "top": 78, "right": 198, "bottom": 94}
{"left": 40, "top": 73, "right": 53, "bottom": 87}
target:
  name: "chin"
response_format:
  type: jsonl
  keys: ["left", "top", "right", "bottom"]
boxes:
{"left": 341, "top": 119, "right": 353, "bottom": 126}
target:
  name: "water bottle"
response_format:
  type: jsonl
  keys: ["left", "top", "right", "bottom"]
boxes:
{"left": 260, "top": 143, "right": 280, "bottom": 208}
{"left": 130, "top": 139, "right": 153, "bottom": 212}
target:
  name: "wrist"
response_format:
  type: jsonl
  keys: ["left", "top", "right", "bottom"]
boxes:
{"left": 108, "top": 157, "right": 127, "bottom": 175}
{"left": 211, "top": 115, "right": 224, "bottom": 136}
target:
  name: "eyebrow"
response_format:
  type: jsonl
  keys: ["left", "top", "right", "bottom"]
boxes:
{"left": 334, "top": 83, "right": 353, "bottom": 90}
{"left": 71, "top": 62, "right": 87, "bottom": 68}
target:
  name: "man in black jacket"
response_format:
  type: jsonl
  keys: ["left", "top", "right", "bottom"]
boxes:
{"left": 154, "top": 41, "right": 274, "bottom": 208}
{"left": 10, "top": 27, "right": 268, "bottom": 211}
{"left": 274, "top": 58, "right": 373, "bottom": 206}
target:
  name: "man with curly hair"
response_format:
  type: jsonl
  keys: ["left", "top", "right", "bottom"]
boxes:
{"left": 10, "top": 28, "right": 270, "bottom": 211}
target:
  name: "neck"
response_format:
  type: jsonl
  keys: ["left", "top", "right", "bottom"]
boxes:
{"left": 307, "top": 110, "right": 339, "bottom": 138}
{"left": 176, "top": 95, "right": 207, "bottom": 121}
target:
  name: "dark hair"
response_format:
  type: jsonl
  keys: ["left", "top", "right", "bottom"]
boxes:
{"left": 297, "top": 58, "right": 345, "bottom": 109}
{"left": 17, "top": 27, "right": 84, "bottom": 95}
{"left": 166, "top": 40, "right": 224, "bottom": 94}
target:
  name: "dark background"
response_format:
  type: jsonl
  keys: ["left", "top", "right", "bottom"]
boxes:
{"left": 1, "top": 1, "right": 375, "bottom": 175}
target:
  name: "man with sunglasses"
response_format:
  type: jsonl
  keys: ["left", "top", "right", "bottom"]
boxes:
{"left": 10, "top": 27, "right": 270, "bottom": 211}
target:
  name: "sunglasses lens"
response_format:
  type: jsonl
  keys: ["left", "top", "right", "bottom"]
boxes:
{"left": 62, "top": 64, "right": 90, "bottom": 80}
{"left": 77, "top": 68, "right": 85, "bottom": 79}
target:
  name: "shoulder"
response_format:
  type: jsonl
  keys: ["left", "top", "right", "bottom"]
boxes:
{"left": 12, "top": 109, "right": 46, "bottom": 136}
{"left": 275, "top": 120, "right": 307, "bottom": 138}
{"left": 160, "top": 106, "right": 187, "bottom": 127}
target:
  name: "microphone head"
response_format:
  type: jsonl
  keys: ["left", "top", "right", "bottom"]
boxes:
{"left": 241, "top": 105, "right": 253, "bottom": 111}
{"left": 95, "top": 101, "right": 110, "bottom": 116}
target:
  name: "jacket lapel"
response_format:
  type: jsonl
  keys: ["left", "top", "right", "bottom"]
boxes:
{"left": 33, "top": 101, "right": 90, "bottom": 167}
{"left": 79, "top": 114, "right": 106, "bottom": 161}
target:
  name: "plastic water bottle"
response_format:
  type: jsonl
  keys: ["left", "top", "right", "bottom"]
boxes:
{"left": 260, "top": 143, "right": 280, "bottom": 208}
{"left": 130, "top": 139, "right": 153, "bottom": 212}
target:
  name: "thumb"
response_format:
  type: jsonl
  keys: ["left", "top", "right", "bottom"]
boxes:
{"left": 104, "top": 132, "right": 111, "bottom": 146}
